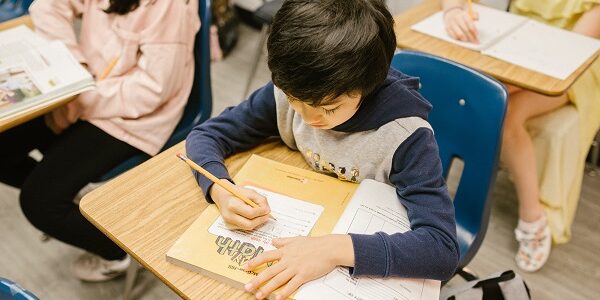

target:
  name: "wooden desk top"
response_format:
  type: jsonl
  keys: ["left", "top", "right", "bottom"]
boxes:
{"left": 393, "top": 0, "right": 598, "bottom": 96}
{"left": 0, "top": 95, "right": 76, "bottom": 133}
{"left": 80, "top": 140, "right": 310, "bottom": 299}
{"left": 0, "top": 16, "right": 77, "bottom": 133}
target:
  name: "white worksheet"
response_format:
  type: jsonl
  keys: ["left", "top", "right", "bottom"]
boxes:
{"left": 295, "top": 179, "right": 440, "bottom": 300}
{"left": 208, "top": 186, "right": 324, "bottom": 250}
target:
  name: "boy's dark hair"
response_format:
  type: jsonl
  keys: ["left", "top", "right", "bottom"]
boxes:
{"left": 104, "top": 0, "right": 140, "bottom": 15}
{"left": 267, "top": 0, "right": 396, "bottom": 106}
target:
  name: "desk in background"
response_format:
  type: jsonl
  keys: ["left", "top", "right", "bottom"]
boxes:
{"left": 393, "top": 0, "right": 598, "bottom": 96}
{"left": 0, "top": 16, "right": 77, "bottom": 133}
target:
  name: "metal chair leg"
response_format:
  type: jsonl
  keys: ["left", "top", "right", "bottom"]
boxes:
{"left": 123, "top": 259, "right": 139, "bottom": 300}
{"left": 244, "top": 24, "right": 270, "bottom": 98}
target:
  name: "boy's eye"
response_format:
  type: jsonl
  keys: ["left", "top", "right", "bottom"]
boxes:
{"left": 323, "top": 107, "right": 338, "bottom": 115}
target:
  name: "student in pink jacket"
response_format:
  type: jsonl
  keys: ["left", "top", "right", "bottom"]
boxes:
{"left": 0, "top": 0, "right": 199, "bottom": 281}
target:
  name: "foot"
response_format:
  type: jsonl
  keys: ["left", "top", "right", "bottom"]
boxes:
{"left": 514, "top": 215, "right": 551, "bottom": 272}
{"left": 72, "top": 252, "right": 130, "bottom": 282}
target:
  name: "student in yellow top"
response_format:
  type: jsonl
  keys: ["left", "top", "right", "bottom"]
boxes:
{"left": 442, "top": 0, "right": 600, "bottom": 272}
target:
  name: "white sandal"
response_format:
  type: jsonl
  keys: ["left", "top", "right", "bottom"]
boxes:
{"left": 514, "top": 215, "right": 551, "bottom": 272}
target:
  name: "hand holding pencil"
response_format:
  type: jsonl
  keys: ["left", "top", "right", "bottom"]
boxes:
{"left": 442, "top": 0, "right": 480, "bottom": 44}
{"left": 177, "top": 154, "right": 275, "bottom": 230}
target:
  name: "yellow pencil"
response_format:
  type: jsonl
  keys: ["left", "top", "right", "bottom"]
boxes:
{"left": 176, "top": 153, "right": 277, "bottom": 221}
{"left": 467, "top": 0, "right": 474, "bottom": 19}
{"left": 99, "top": 55, "right": 120, "bottom": 80}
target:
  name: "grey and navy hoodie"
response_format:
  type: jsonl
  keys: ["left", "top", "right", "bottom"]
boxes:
{"left": 185, "top": 67, "right": 459, "bottom": 281}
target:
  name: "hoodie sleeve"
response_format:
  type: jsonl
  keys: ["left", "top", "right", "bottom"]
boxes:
{"left": 185, "top": 83, "right": 279, "bottom": 202}
{"left": 349, "top": 127, "right": 459, "bottom": 281}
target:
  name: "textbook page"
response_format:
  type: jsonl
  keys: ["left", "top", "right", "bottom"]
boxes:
{"left": 208, "top": 186, "right": 324, "bottom": 250}
{"left": 0, "top": 26, "right": 94, "bottom": 118}
{"left": 482, "top": 20, "right": 600, "bottom": 80}
{"left": 295, "top": 179, "right": 440, "bottom": 300}
{"left": 411, "top": 3, "right": 527, "bottom": 51}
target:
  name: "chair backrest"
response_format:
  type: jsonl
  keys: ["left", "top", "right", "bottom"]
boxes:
{"left": 391, "top": 51, "right": 507, "bottom": 269}
{"left": 163, "top": 0, "right": 213, "bottom": 148}
{"left": 0, "top": 277, "right": 39, "bottom": 300}
{"left": 100, "top": 0, "right": 212, "bottom": 180}
{"left": 0, "top": 0, "right": 33, "bottom": 22}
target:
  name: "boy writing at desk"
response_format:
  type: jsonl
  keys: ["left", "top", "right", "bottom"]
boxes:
{"left": 186, "top": 0, "right": 459, "bottom": 299}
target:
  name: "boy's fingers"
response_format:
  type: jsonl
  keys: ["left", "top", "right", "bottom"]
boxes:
{"left": 275, "top": 276, "right": 304, "bottom": 300}
{"left": 223, "top": 213, "right": 259, "bottom": 230}
{"left": 245, "top": 250, "right": 281, "bottom": 270}
{"left": 229, "top": 198, "right": 266, "bottom": 219}
{"left": 272, "top": 237, "right": 295, "bottom": 248}
{"left": 255, "top": 270, "right": 294, "bottom": 300}
{"left": 246, "top": 190, "right": 271, "bottom": 215}
{"left": 249, "top": 215, "right": 271, "bottom": 229}
{"left": 245, "top": 262, "right": 285, "bottom": 293}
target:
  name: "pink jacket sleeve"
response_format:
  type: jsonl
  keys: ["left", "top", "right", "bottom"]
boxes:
{"left": 29, "top": 0, "right": 87, "bottom": 63}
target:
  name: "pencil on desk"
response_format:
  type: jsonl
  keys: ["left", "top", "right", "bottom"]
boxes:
{"left": 98, "top": 55, "right": 120, "bottom": 80}
{"left": 176, "top": 153, "right": 277, "bottom": 221}
{"left": 467, "top": 0, "right": 474, "bottom": 19}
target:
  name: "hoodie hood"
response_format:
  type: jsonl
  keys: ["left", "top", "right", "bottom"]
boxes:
{"left": 332, "top": 67, "right": 432, "bottom": 132}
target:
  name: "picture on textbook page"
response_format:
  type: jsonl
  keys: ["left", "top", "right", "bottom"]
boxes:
{"left": 0, "top": 25, "right": 94, "bottom": 119}
{"left": 411, "top": 3, "right": 600, "bottom": 80}
{"left": 0, "top": 67, "right": 42, "bottom": 108}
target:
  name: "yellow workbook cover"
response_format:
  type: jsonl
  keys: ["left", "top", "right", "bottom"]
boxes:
{"left": 165, "top": 154, "right": 357, "bottom": 291}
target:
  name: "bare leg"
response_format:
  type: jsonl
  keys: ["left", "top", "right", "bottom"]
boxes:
{"left": 501, "top": 85, "right": 569, "bottom": 222}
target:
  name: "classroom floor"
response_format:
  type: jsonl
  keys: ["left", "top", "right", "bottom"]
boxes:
{"left": 1, "top": 22, "right": 599, "bottom": 300}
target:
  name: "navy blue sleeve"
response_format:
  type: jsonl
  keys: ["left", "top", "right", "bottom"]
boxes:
{"left": 349, "top": 128, "right": 459, "bottom": 280}
{"left": 185, "top": 82, "right": 279, "bottom": 202}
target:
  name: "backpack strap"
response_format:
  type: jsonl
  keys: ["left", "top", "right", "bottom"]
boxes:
{"left": 473, "top": 271, "right": 518, "bottom": 300}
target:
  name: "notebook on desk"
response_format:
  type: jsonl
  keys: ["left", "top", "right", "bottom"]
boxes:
{"left": 411, "top": 3, "right": 600, "bottom": 80}
{"left": 166, "top": 155, "right": 440, "bottom": 300}
{"left": 0, "top": 25, "right": 94, "bottom": 119}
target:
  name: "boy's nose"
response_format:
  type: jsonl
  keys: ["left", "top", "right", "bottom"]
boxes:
{"left": 300, "top": 106, "right": 323, "bottom": 124}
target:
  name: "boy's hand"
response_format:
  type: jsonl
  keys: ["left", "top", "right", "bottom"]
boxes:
{"left": 443, "top": 8, "right": 480, "bottom": 44}
{"left": 244, "top": 235, "right": 354, "bottom": 300}
{"left": 210, "top": 180, "right": 271, "bottom": 230}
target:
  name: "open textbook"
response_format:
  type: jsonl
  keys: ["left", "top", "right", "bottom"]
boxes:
{"left": 0, "top": 25, "right": 94, "bottom": 119}
{"left": 166, "top": 155, "right": 440, "bottom": 300}
{"left": 411, "top": 3, "right": 600, "bottom": 80}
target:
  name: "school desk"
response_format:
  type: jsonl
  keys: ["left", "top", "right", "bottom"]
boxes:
{"left": 0, "top": 16, "right": 77, "bottom": 133}
{"left": 79, "top": 140, "right": 309, "bottom": 299}
{"left": 393, "top": 0, "right": 599, "bottom": 96}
